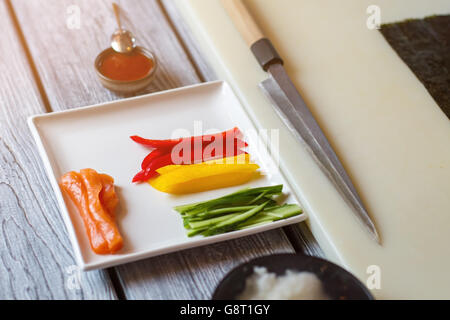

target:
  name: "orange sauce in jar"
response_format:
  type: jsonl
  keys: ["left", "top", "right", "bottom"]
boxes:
{"left": 99, "top": 50, "right": 154, "bottom": 81}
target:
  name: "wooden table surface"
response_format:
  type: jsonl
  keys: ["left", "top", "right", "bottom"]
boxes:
{"left": 0, "top": 0, "right": 322, "bottom": 299}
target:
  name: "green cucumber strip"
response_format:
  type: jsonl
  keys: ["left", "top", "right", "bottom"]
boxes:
{"left": 201, "top": 201, "right": 269, "bottom": 236}
{"left": 174, "top": 185, "right": 283, "bottom": 215}
{"left": 207, "top": 205, "right": 258, "bottom": 215}
{"left": 180, "top": 196, "right": 277, "bottom": 218}
{"left": 229, "top": 185, "right": 283, "bottom": 197}
{"left": 187, "top": 205, "right": 259, "bottom": 221}
{"left": 247, "top": 190, "right": 268, "bottom": 205}
{"left": 188, "top": 213, "right": 239, "bottom": 230}
{"left": 214, "top": 201, "right": 269, "bottom": 228}
{"left": 187, "top": 228, "right": 207, "bottom": 237}
{"left": 178, "top": 196, "right": 259, "bottom": 216}
{"left": 185, "top": 202, "right": 282, "bottom": 224}
{"left": 183, "top": 218, "right": 191, "bottom": 228}
{"left": 237, "top": 204, "right": 302, "bottom": 229}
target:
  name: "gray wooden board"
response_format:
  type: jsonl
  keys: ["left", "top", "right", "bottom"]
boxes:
{"left": 11, "top": 0, "right": 298, "bottom": 299}
{"left": 160, "top": 0, "right": 217, "bottom": 82}
{"left": 0, "top": 0, "right": 117, "bottom": 299}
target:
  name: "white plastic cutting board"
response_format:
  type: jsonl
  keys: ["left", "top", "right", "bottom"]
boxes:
{"left": 174, "top": 0, "right": 450, "bottom": 299}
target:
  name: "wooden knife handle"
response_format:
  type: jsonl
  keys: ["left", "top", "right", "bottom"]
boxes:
{"left": 220, "top": 0, "right": 264, "bottom": 46}
{"left": 221, "top": 0, "right": 283, "bottom": 71}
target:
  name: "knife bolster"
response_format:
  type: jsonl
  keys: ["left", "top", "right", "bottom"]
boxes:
{"left": 251, "top": 38, "right": 284, "bottom": 71}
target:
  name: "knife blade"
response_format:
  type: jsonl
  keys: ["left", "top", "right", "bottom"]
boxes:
{"left": 221, "top": 0, "right": 380, "bottom": 244}
{"left": 260, "top": 64, "right": 380, "bottom": 244}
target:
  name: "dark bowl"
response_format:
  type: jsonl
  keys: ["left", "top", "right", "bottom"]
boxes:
{"left": 212, "top": 253, "right": 374, "bottom": 300}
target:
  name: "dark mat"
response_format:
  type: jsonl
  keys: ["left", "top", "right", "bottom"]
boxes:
{"left": 380, "top": 15, "right": 450, "bottom": 119}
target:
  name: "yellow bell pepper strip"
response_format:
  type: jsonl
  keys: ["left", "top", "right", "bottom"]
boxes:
{"left": 148, "top": 154, "right": 259, "bottom": 194}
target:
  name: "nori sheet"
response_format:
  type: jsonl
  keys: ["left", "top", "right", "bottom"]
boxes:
{"left": 380, "top": 15, "right": 450, "bottom": 119}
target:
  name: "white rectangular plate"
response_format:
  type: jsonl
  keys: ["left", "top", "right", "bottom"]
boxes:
{"left": 28, "top": 81, "right": 307, "bottom": 270}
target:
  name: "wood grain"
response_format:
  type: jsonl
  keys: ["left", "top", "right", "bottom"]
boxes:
{"left": 11, "top": 0, "right": 297, "bottom": 299}
{"left": 0, "top": 0, "right": 117, "bottom": 299}
{"left": 160, "top": 0, "right": 216, "bottom": 82}
{"left": 11, "top": 0, "right": 200, "bottom": 111}
{"left": 117, "top": 230, "right": 293, "bottom": 299}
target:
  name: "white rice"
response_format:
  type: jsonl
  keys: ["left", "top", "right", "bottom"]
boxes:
{"left": 237, "top": 267, "right": 329, "bottom": 300}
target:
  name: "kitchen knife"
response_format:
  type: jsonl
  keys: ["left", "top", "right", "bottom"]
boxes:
{"left": 221, "top": 0, "right": 380, "bottom": 244}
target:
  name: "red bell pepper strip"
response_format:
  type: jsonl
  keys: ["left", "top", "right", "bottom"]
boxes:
{"left": 138, "top": 137, "right": 247, "bottom": 171}
{"left": 133, "top": 153, "right": 173, "bottom": 183}
{"left": 132, "top": 169, "right": 156, "bottom": 183}
{"left": 131, "top": 128, "right": 249, "bottom": 183}
{"left": 130, "top": 127, "right": 242, "bottom": 149}
{"left": 130, "top": 135, "right": 180, "bottom": 149}
{"left": 141, "top": 149, "right": 166, "bottom": 170}
{"left": 172, "top": 137, "right": 247, "bottom": 164}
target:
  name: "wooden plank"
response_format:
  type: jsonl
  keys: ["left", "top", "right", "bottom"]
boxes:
{"left": 284, "top": 225, "right": 324, "bottom": 257}
{"left": 0, "top": 0, "right": 117, "bottom": 299}
{"left": 160, "top": 0, "right": 217, "bottom": 82}
{"left": 11, "top": 0, "right": 201, "bottom": 111}
{"left": 117, "top": 230, "right": 293, "bottom": 299}
{"left": 161, "top": 0, "right": 324, "bottom": 257}
{"left": 11, "top": 0, "right": 296, "bottom": 299}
